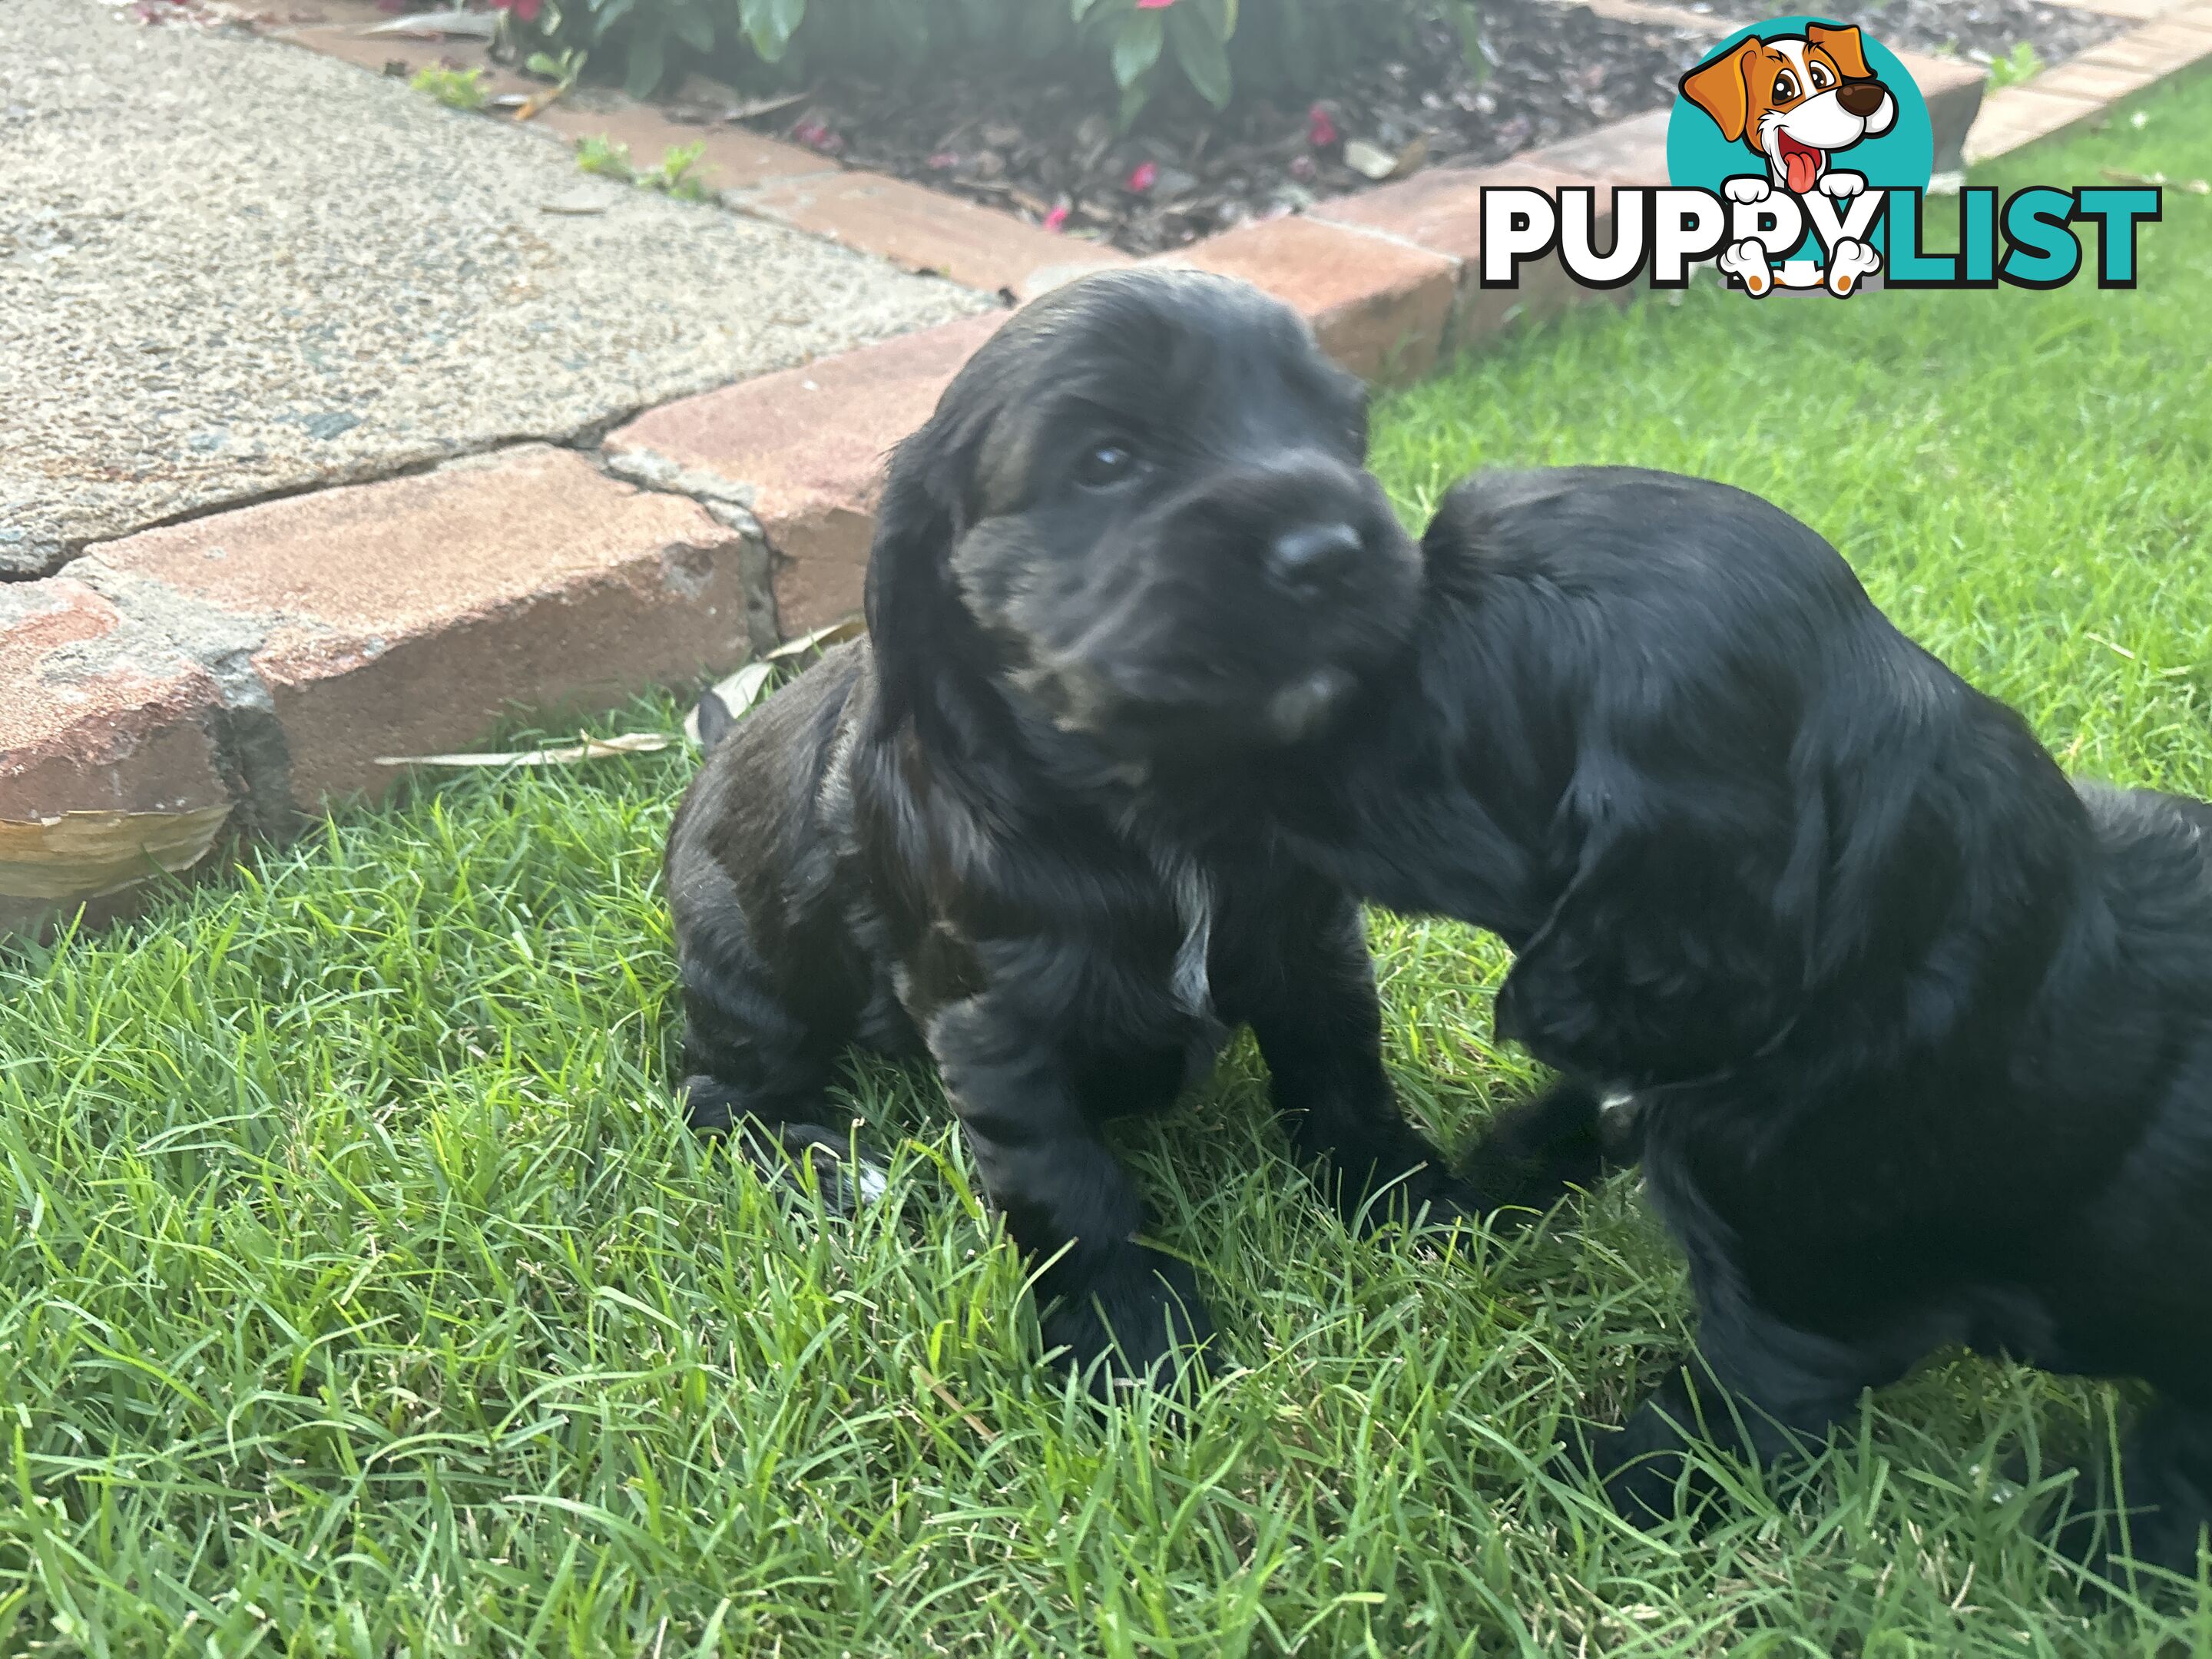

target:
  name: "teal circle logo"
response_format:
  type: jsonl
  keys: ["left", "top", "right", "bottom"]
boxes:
{"left": 1667, "top": 16, "right": 1933, "bottom": 294}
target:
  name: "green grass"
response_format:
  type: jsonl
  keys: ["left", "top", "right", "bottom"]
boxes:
{"left": 5, "top": 79, "right": 2212, "bottom": 1657}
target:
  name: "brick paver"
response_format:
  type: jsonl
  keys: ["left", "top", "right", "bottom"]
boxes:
{"left": 0, "top": 579, "right": 226, "bottom": 822}
{"left": 605, "top": 314, "right": 1007, "bottom": 635}
{"left": 1148, "top": 215, "right": 1459, "bottom": 386}
{"left": 76, "top": 447, "right": 760, "bottom": 809}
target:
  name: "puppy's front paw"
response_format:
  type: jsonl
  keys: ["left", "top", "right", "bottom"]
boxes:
{"left": 1041, "top": 1250, "right": 1217, "bottom": 1395}
{"left": 1459, "top": 1084, "right": 1608, "bottom": 1224}
{"left": 1724, "top": 175, "right": 1773, "bottom": 204}
{"left": 1359, "top": 1161, "right": 1485, "bottom": 1237}
{"left": 682, "top": 1078, "right": 889, "bottom": 1214}
{"left": 1601, "top": 1435, "right": 1697, "bottom": 1526}
{"left": 1561, "top": 1397, "right": 1704, "bottom": 1526}
{"left": 1820, "top": 170, "right": 1866, "bottom": 199}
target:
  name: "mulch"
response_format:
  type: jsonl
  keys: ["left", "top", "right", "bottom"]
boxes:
{"left": 694, "top": 1, "right": 2124, "bottom": 257}
{"left": 717, "top": 5, "right": 1708, "bottom": 257}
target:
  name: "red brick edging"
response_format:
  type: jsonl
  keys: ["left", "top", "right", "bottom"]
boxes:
{"left": 6, "top": 5, "right": 2210, "bottom": 932}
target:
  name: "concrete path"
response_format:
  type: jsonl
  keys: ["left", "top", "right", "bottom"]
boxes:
{"left": 0, "top": 0, "right": 985, "bottom": 577}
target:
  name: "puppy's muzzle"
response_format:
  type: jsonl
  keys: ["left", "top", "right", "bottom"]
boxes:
{"left": 1031, "top": 453, "right": 1419, "bottom": 755}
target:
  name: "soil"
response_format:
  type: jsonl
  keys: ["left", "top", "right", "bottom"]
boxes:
{"left": 727, "top": 5, "right": 1711, "bottom": 257}
{"left": 704, "top": 1, "right": 2124, "bottom": 257}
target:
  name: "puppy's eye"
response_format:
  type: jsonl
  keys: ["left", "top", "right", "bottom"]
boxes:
{"left": 1810, "top": 63, "right": 1833, "bottom": 89}
{"left": 1773, "top": 70, "right": 1799, "bottom": 102}
{"left": 1074, "top": 442, "right": 1140, "bottom": 489}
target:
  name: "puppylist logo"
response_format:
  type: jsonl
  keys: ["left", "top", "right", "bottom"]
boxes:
{"left": 1675, "top": 18, "right": 1919, "bottom": 295}
{"left": 1480, "top": 15, "right": 2161, "bottom": 298}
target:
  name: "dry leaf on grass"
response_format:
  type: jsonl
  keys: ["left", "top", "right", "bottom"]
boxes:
{"left": 764, "top": 616, "right": 866, "bottom": 661}
{"left": 514, "top": 85, "right": 568, "bottom": 121}
{"left": 374, "top": 732, "right": 674, "bottom": 769}
{"left": 0, "top": 805, "right": 234, "bottom": 901}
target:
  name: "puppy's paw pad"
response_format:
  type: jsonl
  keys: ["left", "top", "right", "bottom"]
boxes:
{"left": 1820, "top": 171, "right": 1866, "bottom": 199}
{"left": 1724, "top": 175, "right": 1773, "bottom": 204}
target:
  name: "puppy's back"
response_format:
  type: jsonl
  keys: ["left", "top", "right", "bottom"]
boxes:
{"left": 1427, "top": 467, "right": 1876, "bottom": 630}
{"left": 1406, "top": 465, "right": 2088, "bottom": 1005}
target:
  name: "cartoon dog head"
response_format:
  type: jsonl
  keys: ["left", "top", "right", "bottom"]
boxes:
{"left": 1680, "top": 23, "right": 1897, "bottom": 195}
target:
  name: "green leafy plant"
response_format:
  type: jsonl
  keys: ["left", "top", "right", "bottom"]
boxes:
{"left": 525, "top": 46, "right": 589, "bottom": 91}
{"left": 575, "top": 132, "right": 635, "bottom": 180}
{"left": 495, "top": 0, "right": 1439, "bottom": 122}
{"left": 1442, "top": 0, "right": 1488, "bottom": 83}
{"left": 1988, "top": 40, "right": 2044, "bottom": 90}
{"left": 640, "top": 141, "right": 717, "bottom": 201}
{"left": 408, "top": 63, "right": 490, "bottom": 111}
{"left": 1074, "top": 0, "right": 1237, "bottom": 123}
{"left": 572, "top": 136, "right": 718, "bottom": 203}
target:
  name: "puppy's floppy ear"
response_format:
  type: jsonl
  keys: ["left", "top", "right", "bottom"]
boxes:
{"left": 1492, "top": 724, "right": 1830, "bottom": 1089}
{"left": 1806, "top": 22, "right": 1873, "bottom": 80}
{"left": 1680, "top": 40, "right": 1760, "bottom": 143}
{"left": 862, "top": 407, "right": 986, "bottom": 728}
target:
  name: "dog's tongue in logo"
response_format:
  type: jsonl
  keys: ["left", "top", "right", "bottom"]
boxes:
{"left": 1777, "top": 132, "right": 1821, "bottom": 194}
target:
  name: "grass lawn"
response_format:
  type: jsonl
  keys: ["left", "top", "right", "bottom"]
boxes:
{"left": 7, "top": 78, "right": 2212, "bottom": 1657}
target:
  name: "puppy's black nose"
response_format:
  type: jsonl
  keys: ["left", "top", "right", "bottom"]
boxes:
{"left": 1837, "top": 79, "right": 1887, "bottom": 118}
{"left": 1267, "top": 522, "right": 1363, "bottom": 594}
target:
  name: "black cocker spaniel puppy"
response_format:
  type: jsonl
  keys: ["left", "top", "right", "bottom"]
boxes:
{"left": 1264, "top": 465, "right": 2212, "bottom": 1575}
{"left": 664, "top": 270, "right": 1479, "bottom": 1386}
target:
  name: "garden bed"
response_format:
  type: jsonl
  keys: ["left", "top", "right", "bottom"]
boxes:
{"left": 702, "top": 0, "right": 2124, "bottom": 256}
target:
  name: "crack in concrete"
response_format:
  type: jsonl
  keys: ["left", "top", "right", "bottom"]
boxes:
{"left": 4, "top": 438, "right": 599, "bottom": 582}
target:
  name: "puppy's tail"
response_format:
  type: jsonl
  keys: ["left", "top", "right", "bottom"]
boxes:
{"left": 691, "top": 687, "right": 736, "bottom": 750}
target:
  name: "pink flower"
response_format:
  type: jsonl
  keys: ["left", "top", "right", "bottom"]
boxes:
{"left": 925, "top": 151, "right": 960, "bottom": 170}
{"left": 490, "top": 0, "right": 541, "bottom": 19}
{"left": 1135, "top": 0, "right": 1177, "bottom": 8}
{"left": 1125, "top": 161, "right": 1158, "bottom": 194}
{"left": 1306, "top": 103, "right": 1339, "bottom": 148}
{"left": 1043, "top": 202, "right": 1070, "bottom": 233}
{"left": 791, "top": 119, "right": 843, "bottom": 156}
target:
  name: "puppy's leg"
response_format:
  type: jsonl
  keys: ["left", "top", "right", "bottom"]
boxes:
{"left": 1245, "top": 901, "right": 1482, "bottom": 1233}
{"left": 676, "top": 901, "right": 885, "bottom": 1212}
{"left": 929, "top": 997, "right": 1214, "bottom": 1389}
{"left": 1458, "top": 1078, "right": 1644, "bottom": 1219}
{"left": 1583, "top": 1299, "right": 1894, "bottom": 1524}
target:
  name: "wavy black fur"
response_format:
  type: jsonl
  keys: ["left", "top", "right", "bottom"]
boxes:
{"left": 1266, "top": 465, "right": 2212, "bottom": 1575}
{"left": 664, "top": 270, "right": 1479, "bottom": 1387}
